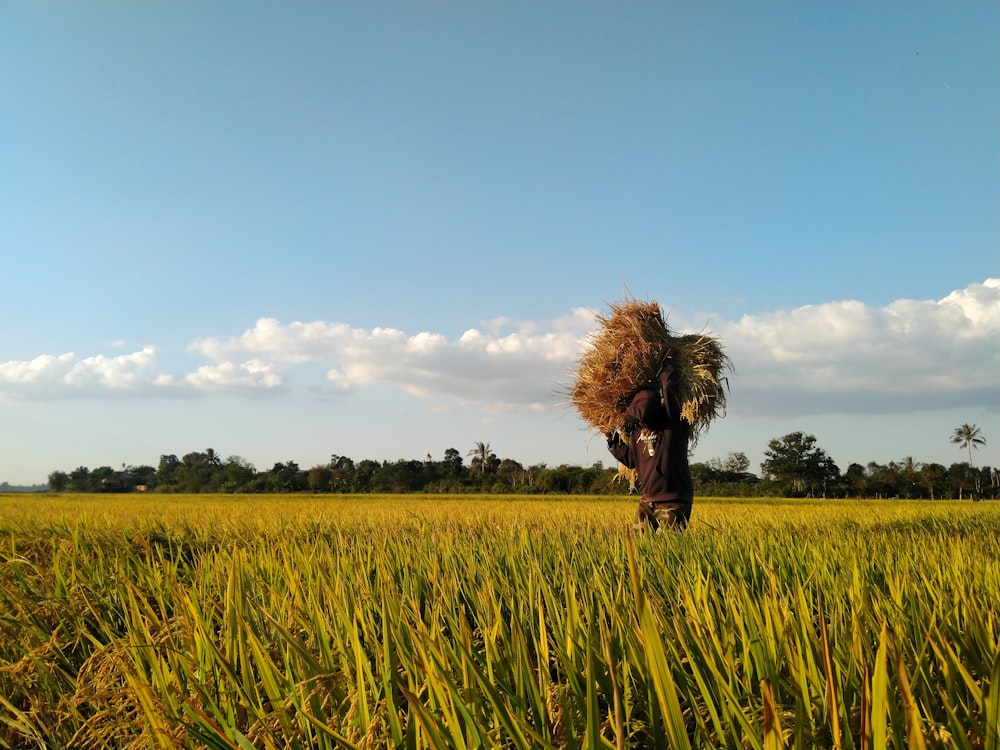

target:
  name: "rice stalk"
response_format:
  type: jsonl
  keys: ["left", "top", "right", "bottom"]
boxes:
{"left": 0, "top": 497, "right": 997, "bottom": 749}
{"left": 568, "top": 297, "right": 732, "bottom": 442}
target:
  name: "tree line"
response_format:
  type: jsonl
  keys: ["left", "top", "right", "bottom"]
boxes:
{"left": 42, "top": 425, "right": 995, "bottom": 500}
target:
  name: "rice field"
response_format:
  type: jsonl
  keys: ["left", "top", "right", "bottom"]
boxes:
{"left": 1, "top": 494, "right": 997, "bottom": 749}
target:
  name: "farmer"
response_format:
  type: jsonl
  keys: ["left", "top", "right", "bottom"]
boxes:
{"left": 605, "top": 353, "right": 693, "bottom": 532}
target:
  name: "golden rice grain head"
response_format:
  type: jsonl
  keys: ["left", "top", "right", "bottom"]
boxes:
{"left": 568, "top": 297, "right": 731, "bottom": 439}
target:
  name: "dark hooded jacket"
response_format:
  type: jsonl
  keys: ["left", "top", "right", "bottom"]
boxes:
{"left": 606, "top": 386, "right": 693, "bottom": 505}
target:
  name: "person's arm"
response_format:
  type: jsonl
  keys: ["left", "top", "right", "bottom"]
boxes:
{"left": 606, "top": 429, "right": 633, "bottom": 467}
{"left": 656, "top": 348, "right": 677, "bottom": 418}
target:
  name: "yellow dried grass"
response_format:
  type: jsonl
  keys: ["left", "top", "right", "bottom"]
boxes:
{"left": 569, "top": 297, "right": 732, "bottom": 441}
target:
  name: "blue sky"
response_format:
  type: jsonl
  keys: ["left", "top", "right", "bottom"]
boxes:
{"left": 1, "top": 2, "right": 997, "bottom": 485}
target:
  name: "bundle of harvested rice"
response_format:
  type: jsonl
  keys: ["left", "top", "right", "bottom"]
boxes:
{"left": 569, "top": 297, "right": 732, "bottom": 442}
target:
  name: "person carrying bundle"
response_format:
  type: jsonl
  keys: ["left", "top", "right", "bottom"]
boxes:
{"left": 568, "top": 296, "right": 731, "bottom": 533}
{"left": 604, "top": 351, "right": 694, "bottom": 532}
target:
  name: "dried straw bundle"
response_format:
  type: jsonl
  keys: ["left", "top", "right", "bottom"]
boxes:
{"left": 570, "top": 298, "right": 732, "bottom": 441}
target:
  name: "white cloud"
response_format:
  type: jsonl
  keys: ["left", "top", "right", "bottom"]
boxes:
{"left": 0, "top": 353, "right": 76, "bottom": 385}
{"left": 64, "top": 347, "right": 160, "bottom": 390}
{"left": 188, "top": 315, "right": 588, "bottom": 408}
{"left": 1, "top": 280, "right": 996, "bottom": 419}
{"left": 0, "top": 346, "right": 284, "bottom": 401}
{"left": 189, "top": 318, "right": 359, "bottom": 363}
{"left": 0, "top": 347, "right": 182, "bottom": 400}
{"left": 719, "top": 278, "right": 999, "bottom": 416}
{"left": 184, "top": 359, "right": 286, "bottom": 395}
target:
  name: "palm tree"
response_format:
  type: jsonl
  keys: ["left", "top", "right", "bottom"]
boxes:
{"left": 951, "top": 423, "right": 986, "bottom": 499}
{"left": 467, "top": 442, "right": 492, "bottom": 475}
{"left": 951, "top": 423, "right": 986, "bottom": 466}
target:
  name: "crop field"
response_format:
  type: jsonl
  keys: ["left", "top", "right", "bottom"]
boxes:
{"left": 1, "top": 494, "right": 997, "bottom": 749}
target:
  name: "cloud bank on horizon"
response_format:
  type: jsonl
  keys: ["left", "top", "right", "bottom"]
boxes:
{"left": 3, "top": 280, "right": 997, "bottom": 424}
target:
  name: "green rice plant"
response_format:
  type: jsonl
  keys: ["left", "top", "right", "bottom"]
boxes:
{"left": 0, "top": 494, "right": 997, "bottom": 748}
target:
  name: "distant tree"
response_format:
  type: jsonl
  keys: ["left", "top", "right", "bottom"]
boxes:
{"left": 692, "top": 454, "right": 760, "bottom": 496}
{"left": 48, "top": 470, "right": 69, "bottom": 492}
{"left": 898, "top": 456, "right": 920, "bottom": 499}
{"left": 722, "top": 451, "right": 751, "bottom": 475}
{"left": 529, "top": 464, "right": 602, "bottom": 494}
{"left": 329, "top": 455, "right": 357, "bottom": 493}
{"left": 576, "top": 462, "right": 613, "bottom": 494}
{"left": 468, "top": 442, "right": 497, "bottom": 476}
{"left": 843, "top": 463, "right": 867, "bottom": 498}
{"left": 441, "top": 448, "right": 465, "bottom": 478}
{"left": 947, "top": 462, "right": 979, "bottom": 501}
{"left": 586, "top": 463, "right": 624, "bottom": 495}
{"left": 951, "top": 423, "right": 986, "bottom": 467}
{"left": 353, "top": 460, "right": 380, "bottom": 493}
{"left": 690, "top": 461, "right": 716, "bottom": 487}
{"left": 951, "top": 424, "right": 986, "bottom": 499}
{"left": 156, "top": 455, "right": 181, "bottom": 491}
{"left": 176, "top": 451, "right": 220, "bottom": 492}
{"left": 219, "top": 456, "right": 256, "bottom": 493}
{"left": 524, "top": 463, "right": 546, "bottom": 487}
{"left": 534, "top": 465, "right": 575, "bottom": 493}
{"left": 90, "top": 466, "right": 121, "bottom": 492}
{"left": 496, "top": 458, "right": 525, "bottom": 489}
{"left": 307, "top": 465, "right": 333, "bottom": 493}
{"left": 268, "top": 461, "right": 306, "bottom": 492}
{"left": 68, "top": 466, "right": 91, "bottom": 493}
{"left": 919, "top": 462, "right": 947, "bottom": 500}
{"left": 762, "top": 432, "right": 840, "bottom": 497}
{"left": 865, "top": 462, "right": 903, "bottom": 499}
{"left": 374, "top": 459, "right": 427, "bottom": 493}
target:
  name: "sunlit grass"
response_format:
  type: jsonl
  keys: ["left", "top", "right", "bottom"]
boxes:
{"left": 1, "top": 494, "right": 997, "bottom": 748}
